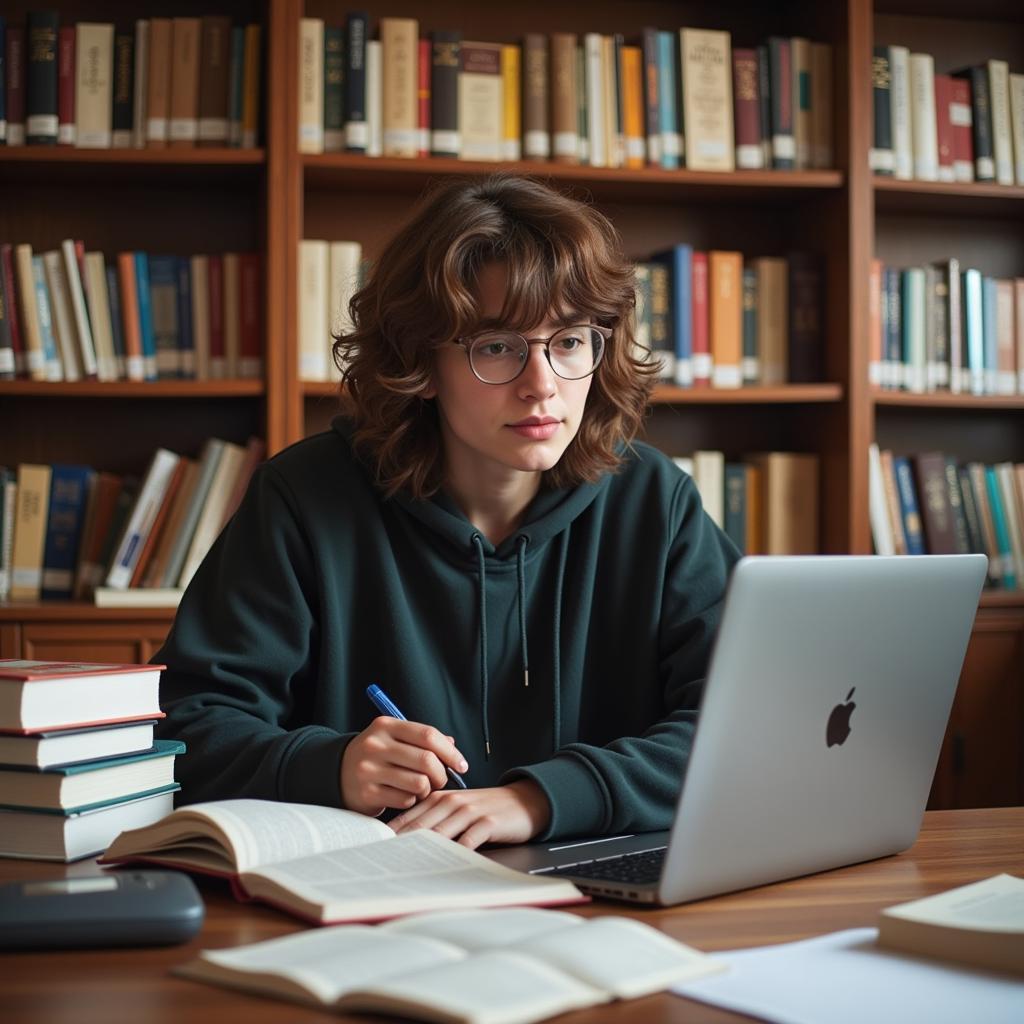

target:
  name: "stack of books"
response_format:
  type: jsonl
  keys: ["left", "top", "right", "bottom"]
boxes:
{"left": 0, "top": 659, "right": 182, "bottom": 862}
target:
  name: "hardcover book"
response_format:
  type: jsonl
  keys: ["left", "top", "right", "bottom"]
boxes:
{"left": 680, "top": 29, "right": 733, "bottom": 172}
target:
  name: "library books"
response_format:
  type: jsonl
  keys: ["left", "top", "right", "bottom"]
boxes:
{"left": 297, "top": 17, "right": 833, "bottom": 173}
{"left": 0, "top": 719, "right": 156, "bottom": 769}
{"left": 177, "top": 907, "right": 725, "bottom": 1024}
{"left": 298, "top": 239, "right": 364, "bottom": 382}
{"left": 101, "top": 799, "right": 586, "bottom": 926}
{"left": 0, "top": 659, "right": 164, "bottom": 733}
{"left": 877, "top": 874, "right": 1024, "bottom": 976}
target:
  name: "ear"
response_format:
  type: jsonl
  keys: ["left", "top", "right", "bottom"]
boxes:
{"left": 421, "top": 377, "right": 437, "bottom": 400}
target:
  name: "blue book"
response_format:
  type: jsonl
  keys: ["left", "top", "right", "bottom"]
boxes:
{"left": 30, "top": 255, "right": 61, "bottom": 380}
{"left": 41, "top": 465, "right": 95, "bottom": 601}
{"left": 105, "top": 263, "right": 126, "bottom": 376}
{"left": 133, "top": 252, "right": 157, "bottom": 380}
{"left": 985, "top": 466, "right": 1017, "bottom": 590}
{"left": 962, "top": 268, "right": 984, "bottom": 395}
{"left": 146, "top": 254, "right": 180, "bottom": 378}
{"left": 177, "top": 257, "right": 194, "bottom": 379}
{"left": 228, "top": 26, "right": 246, "bottom": 146}
{"left": 657, "top": 31, "right": 680, "bottom": 169}
{"left": 893, "top": 456, "right": 927, "bottom": 555}
{"left": 654, "top": 244, "right": 693, "bottom": 386}
{"left": 982, "top": 276, "right": 998, "bottom": 396}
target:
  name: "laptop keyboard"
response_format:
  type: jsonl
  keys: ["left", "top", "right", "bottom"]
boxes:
{"left": 549, "top": 847, "right": 667, "bottom": 885}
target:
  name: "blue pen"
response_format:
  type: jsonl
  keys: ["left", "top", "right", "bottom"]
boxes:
{"left": 366, "top": 684, "right": 468, "bottom": 789}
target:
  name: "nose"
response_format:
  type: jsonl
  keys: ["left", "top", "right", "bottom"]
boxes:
{"left": 515, "top": 342, "right": 557, "bottom": 399}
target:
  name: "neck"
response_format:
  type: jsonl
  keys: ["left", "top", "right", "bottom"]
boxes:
{"left": 444, "top": 467, "right": 542, "bottom": 547}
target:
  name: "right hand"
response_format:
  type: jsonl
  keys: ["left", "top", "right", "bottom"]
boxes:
{"left": 340, "top": 717, "right": 469, "bottom": 817}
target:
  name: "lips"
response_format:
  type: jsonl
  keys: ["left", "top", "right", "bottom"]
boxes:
{"left": 507, "top": 417, "right": 561, "bottom": 440}
{"left": 509, "top": 417, "right": 560, "bottom": 427}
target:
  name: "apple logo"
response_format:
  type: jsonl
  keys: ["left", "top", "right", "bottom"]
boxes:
{"left": 826, "top": 688, "right": 857, "bottom": 747}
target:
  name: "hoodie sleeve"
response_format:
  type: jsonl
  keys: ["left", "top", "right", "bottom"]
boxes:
{"left": 154, "top": 464, "right": 353, "bottom": 808}
{"left": 502, "top": 477, "right": 740, "bottom": 839}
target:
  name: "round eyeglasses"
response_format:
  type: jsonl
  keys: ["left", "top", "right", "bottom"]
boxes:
{"left": 454, "top": 325, "right": 610, "bottom": 385}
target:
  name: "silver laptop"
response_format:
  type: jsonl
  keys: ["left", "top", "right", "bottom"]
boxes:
{"left": 485, "top": 554, "right": 987, "bottom": 905}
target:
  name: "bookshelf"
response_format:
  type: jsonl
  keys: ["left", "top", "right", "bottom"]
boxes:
{"left": 1, "top": 0, "right": 1021, "bottom": 808}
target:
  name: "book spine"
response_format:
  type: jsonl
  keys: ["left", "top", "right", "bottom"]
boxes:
{"left": 208, "top": 254, "right": 225, "bottom": 377}
{"left": 640, "top": 27, "right": 660, "bottom": 167}
{"left": 768, "top": 37, "right": 794, "bottom": 168}
{"left": 197, "top": 15, "right": 231, "bottom": 147}
{"left": 1010, "top": 73, "right": 1024, "bottom": 186}
{"left": 6, "top": 26, "right": 26, "bottom": 146}
{"left": 523, "top": 33, "right": 549, "bottom": 160}
{"left": 955, "top": 463, "right": 986, "bottom": 558}
{"left": 83, "top": 252, "right": 117, "bottom": 380}
{"left": 240, "top": 24, "right": 259, "bottom": 149}
{"left": 550, "top": 32, "right": 578, "bottom": 164}
{"left": 177, "top": 257, "right": 194, "bottom": 379}
{"left": 0, "top": 17, "right": 6, "bottom": 145}
{"left": 147, "top": 253, "right": 181, "bottom": 378}
{"left": 982, "top": 276, "right": 998, "bottom": 395}
{"left": 913, "top": 452, "right": 957, "bottom": 554}
{"left": 26, "top": 10, "right": 59, "bottom": 144}
{"left": 811, "top": 42, "right": 833, "bottom": 168}
{"left": 57, "top": 25, "right": 75, "bottom": 145}
{"left": 116, "top": 252, "right": 144, "bottom": 381}
{"left": 430, "top": 30, "right": 460, "bottom": 157}
{"left": 31, "top": 254, "right": 63, "bottom": 380}
{"left": 222, "top": 252, "right": 240, "bottom": 377}
{"left": 949, "top": 77, "right": 974, "bottom": 182}
{"left": 3, "top": 245, "right": 24, "bottom": 376}
{"left": 146, "top": 18, "right": 172, "bottom": 148}
{"left": 60, "top": 238, "right": 97, "bottom": 377}
{"left": 724, "top": 464, "right": 747, "bottom": 553}
{"left": 344, "top": 12, "right": 367, "bottom": 151}
{"left": 0, "top": 246, "right": 13, "bottom": 379}
{"left": 298, "top": 18, "right": 324, "bottom": 154}
{"left": 667, "top": 245, "right": 692, "bottom": 387}
{"left": 955, "top": 66, "right": 994, "bottom": 181}
{"left": 133, "top": 252, "right": 158, "bottom": 380}
{"left": 190, "top": 254, "right": 210, "bottom": 380}
{"left": 791, "top": 36, "right": 811, "bottom": 169}
{"left": 691, "top": 252, "right": 711, "bottom": 387}
{"left": 656, "top": 31, "right": 679, "bottom": 169}
{"left": 75, "top": 23, "right": 114, "bottom": 149}
{"left": 459, "top": 42, "right": 503, "bottom": 162}
{"left": 710, "top": 251, "right": 743, "bottom": 388}
{"left": 889, "top": 46, "right": 912, "bottom": 180}
{"left": 894, "top": 457, "right": 927, "bottom": 555}
{"left": 132, "top": 20, "right": 148, "bottom": 149}
{"left": 11, "top": 464, "right": 52, "bottom": 600}
{"left": 934, "top": 74, "right": 955, "bottom": 182}
{"left": 501, "top": 43, "right": 521, "bottom": 162}
{"left": 111, "top": 30, "right": 134, "bottom": 148}
{"left": 42, "top": 250, "right": 81, "bottom": 380}
{"left": 681, "top": 28, "right": 733, "bottom": 173}
{"left": 576, "top": 43, "right": 588, "bottom": 165}
{"left": 909, "top": 53, "right": 938, "bottom": 181}
{"left": 647, "top": 263, "right": 672, "bottom": 379}
{"left": 365, "top": 39, "right": 382, "bottom": 157}
{"left": 169, "top": 17, "right": 200, "bottom": 147}
{"left": 742, "top": 266, "right": 759, "bottom": 385}
{"left": 41, "top": 465, "right": 93, "bottom": 599}
{"left": 381, "top": 17, "right": 418, "bottom": 158}
{"left": 323, "top": 25, "right": 345, "bottom": 154}
{"left": 238, "top": 252, "right": 262, "bottom": 379}
{"left": 104, "top": 263, "right": 125, "bottom": 377}
{"left": 985, "top": 466, "right": 1017, "bottom": 588}
{"left": 988, "top": 59, "right": 1014, "bottom": 185}
{"left": 621, "top": 45, "right": 644, "bottom": 169}
{"left": 787, "top": 252, "right": 823, "bottom": 384}
{"left": 733, "top": 48, "right": 763, "bottom": 170}
{"left": 227, "top": 26, "right": 244, "bottom": 146}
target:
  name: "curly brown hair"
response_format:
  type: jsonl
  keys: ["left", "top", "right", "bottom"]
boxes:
{"left": 333, "top": 174, "right": 655, "bottom": 498}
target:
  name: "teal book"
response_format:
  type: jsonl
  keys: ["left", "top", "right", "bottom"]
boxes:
{"left": 723, "top": 464, "right": 747, "bottom": 553}
{"left": 0, "top": 739, "right": 185, "bottom": 814}
{"left": 742, "top": 266, "right": 759, "bottom": 384}
{"left": 984, "top": 466, "right": 1017, "bottom": 590}
{"left": 133, "top": 252, "right": 158, "bottom": 380}
{"left": 657, "top": 30, "right": 680, "bottom": 169}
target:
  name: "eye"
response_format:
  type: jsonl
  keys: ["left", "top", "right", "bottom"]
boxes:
{"left": 553, "top": 331, "right": 588, "bottom": 352}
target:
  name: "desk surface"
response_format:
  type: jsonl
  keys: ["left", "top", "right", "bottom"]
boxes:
{"left": 1, "top": 806, "right": 1022, "bottom": 1024}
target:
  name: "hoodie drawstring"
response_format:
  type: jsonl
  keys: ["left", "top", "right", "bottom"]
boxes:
{"left": 471, "top": 533, "right": 492, "bottom": 758}
{"left": 515, "top": 536, "right": 529, "bottom": 689}
{"left": 551, "top": 527, "right": 569, "bottom": 752}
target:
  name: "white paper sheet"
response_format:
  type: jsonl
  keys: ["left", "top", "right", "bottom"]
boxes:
{"left": 673, "top": 928, "right": 1024, "bottom": 1024}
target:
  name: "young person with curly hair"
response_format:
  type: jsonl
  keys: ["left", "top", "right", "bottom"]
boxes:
{"left": 156, "top": 175, "right": 739, "bottom": 850}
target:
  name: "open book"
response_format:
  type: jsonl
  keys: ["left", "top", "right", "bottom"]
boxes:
{"left": 877, "top": 873, "right": 1024, "bottom": 976}
{"left": 100, "top": 799, "right": 584, "bottom": 924}
{"left": 177, "top": 906, "right": 726, "bottom": 1024}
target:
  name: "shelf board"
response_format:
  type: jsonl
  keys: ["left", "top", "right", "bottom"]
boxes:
{"left": 304, "top": 154, "right": 844, "bottom": 203}
{"left": 0, "top": 380, "right": 265, "bottom": 398}
{"left": 873, "top": 176, "right": 1024, "bottom": 217}
{"left": 979, "top": 591, "right": 1024, "bottom": 609}
{"left": 873, "top": 390, "right": 1024, "bottom": 410}
{"left": 0, "top": 601, "right": 177, "bottom": 621}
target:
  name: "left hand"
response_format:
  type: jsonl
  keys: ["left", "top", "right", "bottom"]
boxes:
{"left": 388, "top": 779, "right": 552, "bottom": 849}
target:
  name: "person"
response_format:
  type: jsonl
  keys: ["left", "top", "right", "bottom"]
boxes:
{"left": 155, "top": 174, "right": 740, "bottom": 850}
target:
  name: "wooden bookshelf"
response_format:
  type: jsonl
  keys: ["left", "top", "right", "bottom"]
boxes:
{"left": 0, "top": 381, "right": 264, "bottom": 398}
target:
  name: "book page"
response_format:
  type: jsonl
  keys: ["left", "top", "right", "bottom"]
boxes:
{"left": 246, "top": 830, "right": 581, "bottom": 920}
{"left": 381, "top": 906, "right": 584, "bottom": 949}
{"left": 181, "top": 925, "right": 465, "bottom": 1006}
{"left": 884, "top": 874, "right": 1024, "bottom": 932}
{"left": 340, "top": 949, "right": 607, "bottom": 1024}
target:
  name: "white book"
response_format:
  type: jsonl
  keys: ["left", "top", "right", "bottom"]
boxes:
{"left": 83, "top": 253, "right": 117, "bottom": 380}
{"left": 190, "top": 255, "right": 211, "bottom": 381}
{"left": 132, "top": 20, "right": 150, "bottom": 148}
{"left": 584, "top": 34, "right": 606, "bottom": 168}
{"left": 298, "top": 240, "right": 330, "bottom": 382}
{"left": 105, "top": 448, "right": 180, "bottom": 590}
{"left": 366, "top": 40, "right": 383, "bottom": 157}
{"left": 904, "top": 267, "right": 927, "bottom": 393}
{"left": 61, "top": 240, "right": 98, "bottom": 378}
{"left": 672, "top": 457, "right": 695, "bottom": 478}
{"left": 42, "top": 252, "right": 82, "bottom": 382}
{"left": 987, "top": 59, "right": 1014, "bottom": 186}
{"left": 94, "top": 586, "right": 184, "bottom": 609}
{"left": 693, "top": 450, "right": 725, "bottom": 529}
{"left": 889, "top": 46, "right": 912, "bottom": 181}
{"left": 0, "top": 721, "right": 156, "bottom": 769}
{"left": 14, "top": 245, "right": 45, "bottom": 380}
{"left": 908, "top": 53, "right": 938, "bottom": 182}
{"left": 328, "top": 241, "right": 362, "bottom": 381}
{"left": 867, "top": 443, "right": 895, "bottom": 557}
{"left": 298, "top": 18, "right": 325, "bottom": 154}
{"left": 74, "top": 23, "right": 114, "bottom": 148}
{"left": 1009, "top": 73, "right": 1024, "bottom": 187}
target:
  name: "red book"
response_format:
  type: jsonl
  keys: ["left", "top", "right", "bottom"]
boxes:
{"left": 207, "top": 254, "right": 226, "bottom": 378}
{"left": 238, "top": 252, "right": 262, "bottom": 379}
{"left": 57, "top": 25, "right": 76, "bottom": 145}
{"left": 6, "top": 27, "right": 26, "bottom": 145}
{"left": 1, "top": 244, "right": 25, "bottom": 377}
{"left": 691, "top": 252, "right": 711, "bottom": 388}
{"left": 732, "top": 48, "right": 763, "bottom": 170}
{"left": 417, "top": 37, "right": 431, "bottom": 158}
{"left": 933, "top": 74, "right": 955, "bottom": 183}
{"left": 949, "top": 77, "right": 975, "bottom": 183}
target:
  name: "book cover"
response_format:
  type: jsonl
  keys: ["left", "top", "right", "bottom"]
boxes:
{"left": 147, "top": 254, "right": 181, "bottom": 378}
{"left": 657, "top": 31, "right": 680, "bottom": 169}
{"left": 908, "top": 53, "right": 938, "bottom": 181}
{"left": 621, "top": 45, "right": 644, "bottom": 169}
{"left": 380, "top": 17, "right": 417, "bottom": 158}
{"left": 72, "top": 471, "right": 121, "bottom": 599}
{"left": 893, "top": 456, "right": 926, "bottom": 555}
{"left": 57, "top": 24, "right": 75, "bottom": 145}
{"left": 30, "top": 254, "right": 63, "bottom": 381}
{"left": 501, "top": 43, "right": 521, "bottom": 162}
{"left": 111, "top": 29, "right": 133, "bottom": 148}
{"left": 82, "top": 253, "right": 115, "bottom": 379}
{"left": 6, "top": 25, "right": 26, "bottom": 146}
{"left": 681, "top": 28, "right": 733, "bottom": 172}
{"left": 298, "top": 18, "right": 324, "bottom": 153}
{"left": 934, "top": 74, "right": 955, "bottom": 182}
{"left": 430, "top": 30, "right": 460, "bottom": 157}
{"left": 723, "top": 463, "right": 747, "bottom": 553}
{"left": 949, "top": 76, "right": 974, "bottom": 182}
{"left": 709, "top": 251, "right": 743, "bottom": 388}
{"left": 870, "top": 45, "right": 894, "bottom": 174}
{"left": 131, "top": 19, "right": 149, "bottom": 148}
{"left": 26, "top": 10, "right": 58, "bottom": 144}
{"left": 197, "top": 15, "right": 231, "bottom": 147}
{"left": 41, "top": 465, "right": 94, "bottom": 600}
{"left": 168, "top": 17, "right": 200, "bottom": 147}
{"left": 691, "top": 252, "right": 711, "bottom": 388}
{"left": 913, "top": 452, "right": 958, "bottom": 554}
{"left": 732, "top": 48, "right": 763, "bottom": 170}
{"left": 646, "top": 262, "right": 673, "bottom": 381}
{"left": 745, "top": 452, "right": 819, "bottom": 554}
{"left": 791, "top": 36, "right": 811, "bottom": 169}
{"left": 459, "top": 42, "right": 502, "bottom": 162}
{"left": 116, "top": 252, "right": 144, "bottom": 381}
{"left": 324, "top": 24, "right": 345, "bottom": 153}
{"left": 145, "top": 17, "right": 172, "bottom": 147}
{"left": 952, "top": 66, "right": 994, "bottom": 181}
{"left": 133, "top": 251, "right": 158, "bottom": 380}
{"left": 550, "top": 32, "right": 578, "bottom": 164}
{"left": 889, "top": 46, "right": 912, "bottom": 180}
{"left": 742, "top": 266, "right": 759, "bottom": 384}
{"left": 75, "top": 23, "right": 114, "bottom": 148}
{"left": 343, "top": 12, "right": 367, "bottom": 151}
{"left": 104, "top": 262, "right": 126, "bottom": 376}
{"left": 754, "top": 257, "right": 787, "bottom": 385}
{"left": 767, "top": 37, "right": 794, "bottom": 168}
{"left": 11, "top": 465, "right": 53, "bottom": 601}
{"left": 653, "top": 244, "right": 692, "bottom": 387}
{"left": 523, "top": 33, "right": 549, "bottom": 160}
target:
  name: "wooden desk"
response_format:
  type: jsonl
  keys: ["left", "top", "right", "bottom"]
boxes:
{"left": 1, "top": 807, "right": 1021, "bottom": 1024}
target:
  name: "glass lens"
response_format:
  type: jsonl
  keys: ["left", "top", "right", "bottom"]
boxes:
{"left": 549, "top": 326, "right": 603, "bottom": 379}
{"left": 468, "top": 333, "right": 529, "bottom": 383}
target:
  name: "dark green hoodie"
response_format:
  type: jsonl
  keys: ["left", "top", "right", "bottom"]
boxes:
{"left": 155, "top": 420, "right": 739, "bottom": 840}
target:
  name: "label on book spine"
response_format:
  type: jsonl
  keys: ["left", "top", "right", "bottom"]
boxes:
{"left": 169, "top": 120, "right": 198, "bottom": 141}
{"left": 553, "top": 132, "right": 578, "bottom": 157}
{"left": 524, "top": 130, "right": 549, "bottom": 159}
{"left": 345, "top": 121, "right": 368, "bottom": 148}
{"left": 198, "top": 118, "right": 228, "bottom": 141}
{"left": 772, "top": 134, "right": 795, "bottom": 160}
{"left": 431, "top": 129, "right": 460, "bottom": 154}
{"left": 27, "top": 114, "right": 59, "bottom": 137}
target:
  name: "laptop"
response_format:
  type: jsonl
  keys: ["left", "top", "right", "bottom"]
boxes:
{"left": 485, "top": 554, "right": 988, "bottom": 905}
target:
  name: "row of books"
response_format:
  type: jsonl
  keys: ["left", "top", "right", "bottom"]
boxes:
{"left": 299, "top": 14, "right": 835, "bottom": 173}
{"left": 0, "top": 437, "right": 264, "bottom": 605}
{"left": 868, "top": 444, "right": 1024, "bottom": 591}
{"left": 637, "top": 249, "right": 823, "bottom": 388}
{"left": 0, "top": 658, "right": 179, "bottom": 861}
{"left": 868, "top": 259, "right": 1024, "bottom": 395}
{"left": 673, "top": 451, "right": 819, "bottom": 556}
{"left": 0, "top": 14, "right": 261, "bottom": 149}
{"left": 870, "top": 48, "right": 1024, "bottom": 185}
{"left": 0, "top": 242, "right": 263, "bottom": 382}
{"left": 298, "top": 239, "right": 365, "bottom": 383}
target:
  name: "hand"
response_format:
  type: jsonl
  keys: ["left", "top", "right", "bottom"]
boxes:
{"left": 340, "top": 717, "right": 469, "bottom": 817}
{"left": 388, "top": 779, "right": 552, "bottom": 849}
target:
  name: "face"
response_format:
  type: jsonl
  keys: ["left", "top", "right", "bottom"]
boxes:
{"left": 425, "top": 261, "right": 595, "bottom": 487}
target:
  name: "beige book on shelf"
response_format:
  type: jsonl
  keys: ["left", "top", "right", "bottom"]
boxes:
{"left": 74, "top": 23, "right": 114, "bottom": 148}
{"left": 84, "top": 252, "right": 118, "bottom": 381}
{"left": 995, "top": 280, "right": 1016, "bottom": 395}
{"left": 693, "top": 451, "right": 725, "bottom": 529}
{"left": 141, "top": 459, "right": 198, "bottom": 588}
{"left": 94, "top": 587, "right": 184, "bottom": 609}
{"left": 908, "top": 52, "right": 938, "bottom": 181}
{"left": 176, "top": 441, "right": 246, "bottom": 589}
{"left": 11, "top": 465, "right": 53, "bottom": 601}
{"left": 1016, "top": 279, "right": 1024, "bottom": 393}
{"left": 460, "top": 42, "right": 503, "bottom": 162}
{"left": 1010, "top": 73, "right": 1024, "bottom": 186}
{"left": 790, "top": 37, "right": 811, "bottom": 170}
{"left": 752, "top": 257, "right": 788, "bottom": 385}
{"left": 877, "top": 873, "right": 1024, "bottom": 976}
{"left": 218, "top": 437, "right": 265, "bottom": 530}
{"left": 878, "top": 449, "right": 908, "bottom": 555}
{"left": 709, "top": 251, "right": 743, "bottom": 389}
{"left": 328, "top": 241, "right": 362, "bottom": 381}
{"left": 298, "top": 18, "right": 324, "bottom": 154}
{"left": 602, "top": 36, "right": 619, "bottom": 168}
{"left": 61, "top": 240, "right": 97, "bottom": 378}
{"left": 222, "top": 252, "right": 240, "bottom": 378}
{"left": 381, "top": 17, "right": 418, "bottom": 158}
{"left": 502, "top": 44, "right": 522, "bottom": 162}
{"left": 14, "top": 244, "right": 46, "bottom": 381}
{"left": 168, "top": 17, "right": 201, "bottom": 147}
{"left": 811, "top": 42, "right": 833, "bottom": 169}
{"left": 197, "top": 15, "right": 232, "bottom": 146}
{"left": 550, "top": 33, "right": 579, "bottom": 164}
{"left": 132, "top": 19, "right": 149, "bottom": 149}
{"left": 146, "top": 17, "right": 173, "bottom": 147}
{"left": 988, "top": 59, "right": 1014, "bottom": 186}
{"left": 177, "top": 907, "right": 722, "bottom": 1023}
{"left": 190, "top": 254, "right": 211, "bottom": 380}
{"left": 101, "top": 799, "right": 585, "bottom": 927}
{"left": 522, "top": 34, "right": 549, "bottom": 160}
{"left": 745, "top": 452, "right": 819, "bottom": 554}
{"left": 241, "top": 24, "right": 261, "bottom": 149}
{"left": 680, "top": 28, "right": 734, "bottom": 172}
{"left": 996, "top": 463, "right": 1024, "bottom": 583}
{"left": 41, "top": 251, "right": 82, "bottom": 381}
{"left": 867, "top": 443, "right": 896, "bottom": 557}
{"left": 889, "top": 46, "right": 912, "bottom": 180}
{"left": 582, "top": 34, "right": 605, "bottom": 168}
{"left": 298, "top": 240, "right": 329, "bottom": 382}
{"left": 365, "top": 39, "right": 383, "bottom": 157}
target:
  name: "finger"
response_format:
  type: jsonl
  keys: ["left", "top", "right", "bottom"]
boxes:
{"left": 392, "top": 793, "right": 461, "bottom": 834}
{"left": 424, "top": 806, "right": 480, "bottom": 841}
{"left": 368, "top": 784, "right": 418, "bottom": 811}
{"left": 370, "top": 764, "right": 436, "bottom": 801}
{"left": 456, "top": 817, "right": 498, "bottom": 850}
{"left": 381, "top": 743, "right": 450, "bottom": 792}
{"left": 388, "top": 721, "right": 469, "bottom": 775}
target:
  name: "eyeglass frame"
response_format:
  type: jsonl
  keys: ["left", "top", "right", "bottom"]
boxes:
{"left": 452, "top": 324, "right": 612, "bottom": 385}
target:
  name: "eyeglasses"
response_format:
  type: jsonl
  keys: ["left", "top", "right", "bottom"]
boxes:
{"left": 454, "top": 325, "right": 610, "bottom": 385}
